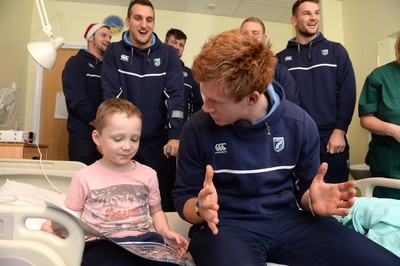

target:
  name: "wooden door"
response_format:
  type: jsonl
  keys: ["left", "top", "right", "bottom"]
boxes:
{"left": 41, "top": 48, "right": 78, "bottom": 160}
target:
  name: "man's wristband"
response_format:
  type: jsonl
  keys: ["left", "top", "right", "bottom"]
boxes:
{"left": 308, "top": 196, "right": 315, "bottom": 216}
{"left": 195, "top": 200, "right": 201, "bottom": 217}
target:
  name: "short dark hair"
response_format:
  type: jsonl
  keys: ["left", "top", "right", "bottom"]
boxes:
{"left": 165, "top": 28, "right": 187, "bottom": 42}
{"left": 292, "top": 0, "right": 320, "bottom": 16}
{"left": 127, "top": 0, "right": 154, "bottom": 18}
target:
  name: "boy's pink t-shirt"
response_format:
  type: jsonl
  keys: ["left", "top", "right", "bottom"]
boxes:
{"left": 65, "top": 160, "right": 161, "bottom": 238}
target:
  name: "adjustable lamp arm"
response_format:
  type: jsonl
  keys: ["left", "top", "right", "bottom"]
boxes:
{"left": 35, "top": 0, "right": 53, "bottom": 38}
{"left": 27, "top": 0, "right": 64, "bottom": 69}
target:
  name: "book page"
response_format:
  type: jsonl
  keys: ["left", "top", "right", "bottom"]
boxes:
{"left": 46, "top": 202, "right": 186, "bottom": 265}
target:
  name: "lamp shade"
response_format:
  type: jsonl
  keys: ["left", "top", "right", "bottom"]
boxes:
{"left": 27, "top": 36, "right": 64, "bottom": 70}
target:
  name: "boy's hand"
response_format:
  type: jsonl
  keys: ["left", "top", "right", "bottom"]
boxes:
{"left": 41, "top": 219, "right": 65, "bottom": 238}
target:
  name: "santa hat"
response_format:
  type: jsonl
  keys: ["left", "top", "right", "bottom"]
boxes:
{"left": 84, "top": 23, "right": 107, "bottom": 40}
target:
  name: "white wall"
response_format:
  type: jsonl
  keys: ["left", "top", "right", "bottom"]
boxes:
{"left": 23, "top": 0, "right": 293, "bottom": 132}
{"left": 341, "top": 0, "right": 400, "bottom": 164}
{"left": 3, "top": 0, "right": 400, "bottom": 164}
{"left": 0, "top": 0, "right": 33, "bottom": 129}
{"left": 377, "top": 35, "right": 397, "bottom": 67}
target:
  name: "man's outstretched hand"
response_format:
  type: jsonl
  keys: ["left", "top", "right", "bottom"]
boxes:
{"left": 309, "top": 163, "right": 356, "bottom": 216}
{"left": 198, "top": 165, "right": 219, "bottom": 235}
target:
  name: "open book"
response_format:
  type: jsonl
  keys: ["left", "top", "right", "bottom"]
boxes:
{"left": 46, "top": 202, "right": 189, "bottom": 266}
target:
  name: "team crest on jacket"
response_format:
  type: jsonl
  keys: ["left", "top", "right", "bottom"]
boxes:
{"left": 154, "top": 58, "right": 161, "bottom": 66}
{"left": 214, "top": 143, "right": 227, "bottom": 154}
{"left": 120, "top": 54, "right": 129, "bottom": 62}
{"left": 321, "top": 49, "right": 329, "bottom": 56}
{"left": 284, "top": 56, "right": 292, "bottom": 61}
{"left": 273, "top": 137, "right": 285, "bottom": 152}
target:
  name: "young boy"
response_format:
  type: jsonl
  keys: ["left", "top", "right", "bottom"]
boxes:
{"left": 43, "top": 98, "right": 188, "bottom": 265}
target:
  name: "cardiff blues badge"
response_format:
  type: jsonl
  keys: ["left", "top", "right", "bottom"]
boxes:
{"left": 273, "top": 137, "right": 285, "bottom": 152}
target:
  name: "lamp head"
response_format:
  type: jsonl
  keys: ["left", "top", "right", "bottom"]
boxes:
{"left": 27, "top": 36, "right": 64, "bottom": 70}
{"left": 27, "top": 0, "right": 64, "bottom": 69}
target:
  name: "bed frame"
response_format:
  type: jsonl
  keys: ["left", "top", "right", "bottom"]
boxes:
{"left": 355, "top": 177, "right": 400, "bottom": 197}
{"left": 0, "top": 159, "right": 86, "bottom": 266}
{"left": 1, "top": 158, "right": 400, "bottom": 266}
{"left": 0, "top": 158, "right": 86, "bottom": 193}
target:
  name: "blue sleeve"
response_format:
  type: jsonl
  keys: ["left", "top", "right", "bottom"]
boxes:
{"left": 335, "top": 44, "right": 356, "bottom": 132}
{"left": 185, "top": 67, "right": 203, "bottom": 116}
{"left": 165, "top": 47, "right": 185, "bottom": 139}
{"left": 274, "top": 63, "right": 300, "bottom": 105}
{"left": 293, "top": 110, "right": 321, "bottom": 202}
{"left": 62, "top": 55, "right": 97, "bottom": 123}
{"left": 192, "top": 81, "right": 203, "bottom": 113}
{"left": 101, "top": 43, "right": 123, "bottom": 99}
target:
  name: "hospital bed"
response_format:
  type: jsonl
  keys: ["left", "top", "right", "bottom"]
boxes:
{"left": 1, "top": 158, "right": 399, "bottom": 266}
{"left": 355, "top": 177, "right": 400, "bottom": 197}
{"left": 0, "top": 159, "right": 86, "bottom": 266}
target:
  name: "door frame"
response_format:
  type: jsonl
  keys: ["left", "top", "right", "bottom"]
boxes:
{"left": 32, "top": 42, "right": 85, "bottom": 143}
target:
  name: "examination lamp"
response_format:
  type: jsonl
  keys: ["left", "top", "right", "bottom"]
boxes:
{"left": 27, "top": 0, "right": 64, "bottom": 70}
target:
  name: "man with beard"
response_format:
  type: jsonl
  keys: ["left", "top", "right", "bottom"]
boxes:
{"left": 101, "top": 0, "right": 186, "bottom": 212}
{"left": 63, "top": 23, "right": 111, "bottom": 165}
{"left": 276, "top": 0, "right": 356, "bottom": 184}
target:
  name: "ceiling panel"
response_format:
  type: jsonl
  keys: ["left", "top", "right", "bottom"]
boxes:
{"left": 49, "top": 0, "right": 294, "bottom": 23}
{"left": 243, "top": 0, "right": 294, "bottom": 8}
{"left": 185, "top": 0, "right": 242, "bottom": 17}
{"left": 236, "top": 2, "right": 289, "bottom": 23}
{"left": 150, "top": 0, "right": 187, "bottom": 11}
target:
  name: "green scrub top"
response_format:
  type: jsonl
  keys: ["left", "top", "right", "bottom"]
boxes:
{"left": 358, "top": 62, "right": 400, "bottom": 199}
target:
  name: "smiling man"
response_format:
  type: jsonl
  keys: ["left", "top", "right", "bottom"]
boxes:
{"left": 101, "top": 0, "right": 186, "bottom": 212}
{"left": 276, "top": 0, "right": 356, "bottom": 184}
{"left": 63, "top": 23, "right": 111, "bottom": 166}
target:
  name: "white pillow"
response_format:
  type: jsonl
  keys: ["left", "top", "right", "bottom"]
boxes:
{"left": 0, "top": 179, "right": 67, "bottom": 230}
{"left": 0, "top": 179, "right": 66, "bottom": 207}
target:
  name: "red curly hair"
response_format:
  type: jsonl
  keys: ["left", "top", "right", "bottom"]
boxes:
{"left": 192, "top": 29, "right": 276, "bottom": 102}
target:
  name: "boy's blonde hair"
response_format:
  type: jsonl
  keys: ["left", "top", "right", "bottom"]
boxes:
{"left": 94, "top": 98, "right": 142, "bottom": 133}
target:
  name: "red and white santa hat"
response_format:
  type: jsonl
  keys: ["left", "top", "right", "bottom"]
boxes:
{"left": 84, "top": 23, "right": 107, "bottom": 40}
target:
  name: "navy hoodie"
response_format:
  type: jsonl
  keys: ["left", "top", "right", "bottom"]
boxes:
{"left": 181, "top": 61, "right": 203, "bottom": 119}
{"left": 173, "top": 84, "right": 320, "bottom": 220}
{"left": 63, "top": 49, "right": 103, "bottom": 140}
{"left": 276, "top": 33, "right": 356, "bottom": 137}
{"left": 101, "top": 31, "right": 185, "bottom": 143}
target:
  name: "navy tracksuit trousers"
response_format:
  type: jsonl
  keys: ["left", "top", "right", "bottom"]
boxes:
{"left": 189, "top": 211, "right": 400, "bottom": 266}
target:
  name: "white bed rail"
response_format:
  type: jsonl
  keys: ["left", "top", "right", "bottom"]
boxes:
{"left": 0, "top": 158, "right": 86, "bottom": 192}
{"left": 0, "top": 204, "right": 84, "bottom": 266}
{"left": 355, "top": 177, "right": 400, "bottom": 197}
